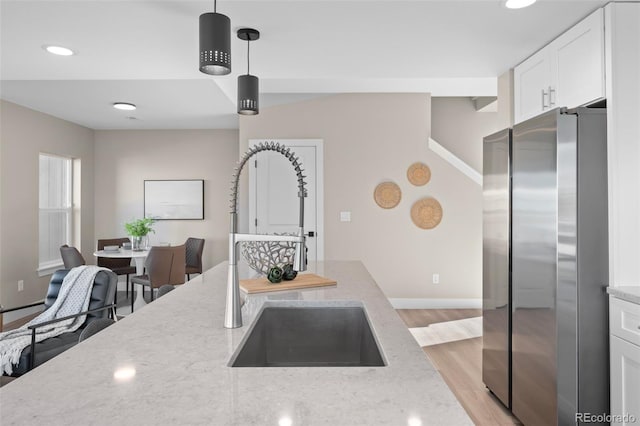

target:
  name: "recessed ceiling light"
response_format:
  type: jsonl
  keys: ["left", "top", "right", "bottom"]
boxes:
{"left": 43, "top": 45, "right": 75, "bottom": 56}
{"left": 505, "top": 0, "right": 537, "bottom": 9}
{"left": 113, "top": 102, "right": 137, "bottom": 111}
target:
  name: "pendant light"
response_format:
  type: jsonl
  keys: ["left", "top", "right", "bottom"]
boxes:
{"left": 237, "top": 28, "right": 260, "bottom": 115}
{"left": 199, "top": 0, "right": 231, "bottom": 75}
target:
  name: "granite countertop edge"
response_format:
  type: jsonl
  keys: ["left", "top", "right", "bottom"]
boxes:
{"left": 607, "top": 286, "right": 640, "bottom": 305}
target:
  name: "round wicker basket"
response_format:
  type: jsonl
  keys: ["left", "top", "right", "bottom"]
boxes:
{"left": 407, "top": 162, "right": 431, "bottom": 186}
{"left": 410, "top": 197, "right": 443, "bottom": 229}
{"left": 374, "top": 182, "right": 402, "bottom": 209}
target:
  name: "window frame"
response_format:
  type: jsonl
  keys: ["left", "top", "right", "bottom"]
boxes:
{"left": 37, "top": 153, "right": 73, "bottom": 276}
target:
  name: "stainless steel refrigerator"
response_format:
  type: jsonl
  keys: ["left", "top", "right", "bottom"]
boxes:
{"left": 483, "top": 107, "right": 610, "bottom": 425}
{"left": 482, "top": 128, "right": 512, "bottom": 409}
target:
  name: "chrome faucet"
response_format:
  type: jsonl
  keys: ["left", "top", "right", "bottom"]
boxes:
{"left": 225, "top": 142, "right": 307, "bottom": 328}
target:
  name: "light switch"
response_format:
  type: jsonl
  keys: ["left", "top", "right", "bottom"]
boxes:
{"left": 340, "top": 211, "right": 351, "bottom": 222}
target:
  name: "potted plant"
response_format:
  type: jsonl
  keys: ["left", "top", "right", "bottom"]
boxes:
{"left": 125, "top": 217, "right": 155, "bottom": 251}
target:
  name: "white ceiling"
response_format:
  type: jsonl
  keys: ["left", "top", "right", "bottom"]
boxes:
{"left": 0, "top": 0, "right": 610, "bottom": 129}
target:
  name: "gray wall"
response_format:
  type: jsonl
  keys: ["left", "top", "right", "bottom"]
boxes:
{"left": 240, "top": 93, "right": 502, "bottom": 303}
{"left": 0, "top": 100, "right": 95, "bottom": 310}
{"left": 93, "top": 129, "right": 239, "bottom": 270}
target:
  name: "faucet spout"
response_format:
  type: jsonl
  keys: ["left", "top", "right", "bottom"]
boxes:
{"left": 224, "top": 142, "right": 308, "bottom": 329}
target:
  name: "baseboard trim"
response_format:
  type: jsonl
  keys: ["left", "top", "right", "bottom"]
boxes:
{"left": 389, "top": 298, "right": 482, "bottom": 309}
{"left": 2, "top": 305, "right": 45, "bottom": 325}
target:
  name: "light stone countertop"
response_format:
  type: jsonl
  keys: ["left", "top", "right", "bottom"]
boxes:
{"left": 0, "top": 261, "right": 471, "bottom": 426}
{"left": 607, "top": 286, "right": 640, "bottom": 305}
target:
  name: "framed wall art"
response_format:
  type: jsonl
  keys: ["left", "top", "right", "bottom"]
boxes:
{"left": 144, "top": 179, "right": 204, "bottom": 220}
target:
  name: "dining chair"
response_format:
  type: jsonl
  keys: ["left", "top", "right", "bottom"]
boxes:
{"left": 157, "top": 285, "right": 175, "bottom": 298}
{"left": 96, "top": 238, "right": 136, "bottom": 298}
{"left": 130, "top": 245, "right": 186, "bottom": 312}
{"left": 60, "top": 245, "right": 86, "bottom": 268}
{"left": 185, "top": 237, "right": 205, "bottom": 280}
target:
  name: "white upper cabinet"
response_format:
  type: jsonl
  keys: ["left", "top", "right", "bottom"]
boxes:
{"left": 514, "top": 8, "right": 605, "bottom": 124}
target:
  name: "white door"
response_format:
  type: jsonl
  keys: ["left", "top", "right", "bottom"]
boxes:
{"left": 249, "top": 139, "right": 324, "bottom": 263}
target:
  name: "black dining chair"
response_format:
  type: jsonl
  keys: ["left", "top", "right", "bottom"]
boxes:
{"left": 97, "top": 238, "right": 136, "bottom": 298}
{"left": 60, "top": 245, "right": 86, "bottom": 269}
{"left": 185, "top": 237, "right": 205, "bottom": 280}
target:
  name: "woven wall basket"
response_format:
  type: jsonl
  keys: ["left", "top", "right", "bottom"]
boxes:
{"left": 407, "top": 162, "right": 431, "bottom": 186}
{"left": 374, "top": 182, "right": 402, "bottom": 209}
{"left": 411, "top": 197, "right": 443, "bottom": 229}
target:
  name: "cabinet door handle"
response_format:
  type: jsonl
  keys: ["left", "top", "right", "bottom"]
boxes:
{"left": 541, "top": 89, "right": 549, "bottom": 109}
{"left": 549, "top": 87, "right": 556, "bottom": 106}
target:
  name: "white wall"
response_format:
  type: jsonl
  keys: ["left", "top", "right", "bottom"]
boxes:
{"left": 0, "top": 100, "right": 95, "bottom": 310}
{"left": 239, "top": 93, "right": 502, "bottom": 303}
{"left": 605, "top": 2, "right": 640, "bottom": 287}
{"left": 93, "top": 130, "right": 238, "bottom": 270}
{"left": 431, "top": 97, "right": 503, "bottom": 172}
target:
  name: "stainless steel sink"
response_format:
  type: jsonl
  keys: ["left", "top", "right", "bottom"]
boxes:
{"left": 229, "top": 301, "right": 386, "bottom": 367}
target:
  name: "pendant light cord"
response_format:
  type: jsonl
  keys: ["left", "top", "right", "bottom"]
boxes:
{"left": 247, "top": 39, "right": 250, "bottom": 75}
{"left": 214, "top": 0, "right": 217, "bottom": 13}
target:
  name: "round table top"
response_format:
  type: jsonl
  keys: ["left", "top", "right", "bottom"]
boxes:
{"left": 93, "top": 249, "right": 149, "bottom": 258}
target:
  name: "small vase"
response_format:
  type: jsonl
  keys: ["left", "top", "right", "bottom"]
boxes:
{"left": 130, "top": 235, "right": 147, "bottom": 251}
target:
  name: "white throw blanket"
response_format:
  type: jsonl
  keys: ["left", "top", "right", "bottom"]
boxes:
{"left": 0, "top": 265, "right": 108, "bottom": 375}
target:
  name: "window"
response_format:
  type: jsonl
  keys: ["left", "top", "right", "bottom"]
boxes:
{"left": 38, "top": 153, "right": 72, "bottom": 273}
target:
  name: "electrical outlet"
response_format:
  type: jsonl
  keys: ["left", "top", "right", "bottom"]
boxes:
{"left": 340, "top": 211, "right": 352, "bottom": 222}
{"left": 18, "top": 280, "right": 24, "bottom": 292}
{"left": 432, "top": 274, "right": 439, "bottom": 284}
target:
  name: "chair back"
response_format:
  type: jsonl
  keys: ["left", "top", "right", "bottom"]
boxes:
{"left": 168, "top": 244, "right": 186, "bottom": 285}
{"left": 157, "top": 285, "right": 176, "bottom": 298}
{"left": 46, "top": 269, "right": 117, "bottom": 325}
{"left": 60, "top": 245, "right": 86, "bottom": 268}
{"left": 185, "top": 237, "right": 205, "bottom": 273}
{"left": 97, "top": 238, "right": 132, "bottom": 269}
{"left": 145, "top": 245, "right": 186, "bottom": 289}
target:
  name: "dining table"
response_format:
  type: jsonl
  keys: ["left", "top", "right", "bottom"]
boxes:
{"left": 93, "top": 248, "right": 150, "bottom": 313}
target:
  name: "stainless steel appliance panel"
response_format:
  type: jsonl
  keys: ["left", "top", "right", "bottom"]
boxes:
{"left": 482, "top": 128, "right": 511, "bottom": 408}
{"left": 512, "top": 109, "right": 559, "bottom": 426}
{"left": 574, "top": 108, "right": 609, "bottom": 420}
{"left": 556, "top": 112, "right": 578, "bottom": 424}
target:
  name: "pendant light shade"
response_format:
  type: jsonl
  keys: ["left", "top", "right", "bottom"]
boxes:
{"left": 238, "top": 74, "right": 259, "bottom": 115}
{"left": 199, "top": 3, "right": 231, "bottom": 75}
{"left": 237, "top": 28, "right": 260, "bottom": 115}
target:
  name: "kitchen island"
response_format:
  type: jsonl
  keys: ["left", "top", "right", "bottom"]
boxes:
{"left": 0, "top": 261, "right": 471, "bottom": 425}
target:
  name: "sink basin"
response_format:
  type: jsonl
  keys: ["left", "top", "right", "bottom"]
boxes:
{"left": 229, "top": 301, "right": 386, "bottom": 367}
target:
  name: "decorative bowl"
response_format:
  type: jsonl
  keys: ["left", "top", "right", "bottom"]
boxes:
{"left": 241, "top": 235, "right": 296, "bottom": 275}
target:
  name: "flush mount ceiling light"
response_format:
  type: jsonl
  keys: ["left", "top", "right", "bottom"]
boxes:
{"left": 43, "top": 45, "right": 75, "bottom": 56}
{"left": 199, "top": 0, "right": 231, "bottom": 75}
{"left": 237, "top": 28, "right": 260, "bottom": 115}
{"left": 505, "top": 0, "right": 537, "bottom": 9}
{"left": 113, "top": 102, "right": 137, "bottom": 111}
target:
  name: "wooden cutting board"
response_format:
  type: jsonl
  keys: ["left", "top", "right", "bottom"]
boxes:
{"left": 240, "top": 273, "right": 337, "bottom": 294}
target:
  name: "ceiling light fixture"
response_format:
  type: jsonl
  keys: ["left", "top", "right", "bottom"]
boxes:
{"left": 504, "top": 0, "right": 537, "bottom": 9}
{"left": 44, "top": 45, "right": 75, "bottom": 56}
{"left": 113, "top": 102, "right": 137, "bottom": 111}
{"left": 199, "top": 0, "right": 231, "bottom": 75}
{"left": 237, "top": 28, "right": 260, "bottom": 115}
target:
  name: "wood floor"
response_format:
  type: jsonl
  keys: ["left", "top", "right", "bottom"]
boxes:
{"left": 396, "top": 309, "right": 521, "bottom": 426}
